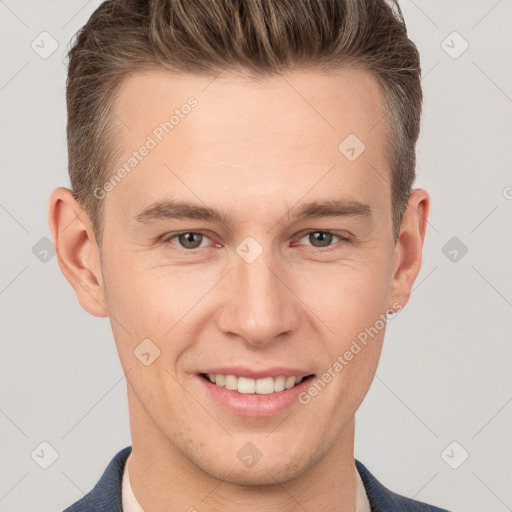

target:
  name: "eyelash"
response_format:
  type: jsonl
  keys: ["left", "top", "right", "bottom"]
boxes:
{"left": 161, "top": 230, "right": 350, "bottom": 252}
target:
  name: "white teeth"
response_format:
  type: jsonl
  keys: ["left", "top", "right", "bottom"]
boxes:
{"left": 225, "top": 374, "right": 238, "bottom": 391}
{"left": 274, "top": 376, "right": 285, "bottom": 392}
{"left": 237, "top": 376, "right": 255, "bottom": 394}
{"left": 205, "top": 373, "right": 307, "bottom": 394}
{"left": 284, "top": 376, "right": 297, "bottom": 389}
{"left": 255, "top": 377, "right": 274, "bottom": 394}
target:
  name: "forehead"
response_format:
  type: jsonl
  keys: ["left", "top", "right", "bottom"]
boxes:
{"left": 114, "top": 67, "right": 387, "bottom": 149}
{"left": 106, "top": 68, "right": 391, "bottom": 224}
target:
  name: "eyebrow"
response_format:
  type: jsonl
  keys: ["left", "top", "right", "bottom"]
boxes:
{"left": 134, "top": 198, "right": 372, "bottom": 225}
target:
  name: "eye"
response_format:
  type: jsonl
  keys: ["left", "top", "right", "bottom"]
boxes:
{"left": 162, "top": 231, "right": 214, "bottom": 250}
{"left": 296, "top": 231, "right": 349, "bottom": 249}
{"left": 161, "top": 230, "right": 349, "bottom": 252}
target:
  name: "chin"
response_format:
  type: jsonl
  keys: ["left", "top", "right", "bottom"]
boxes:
{"left": 192, "top": 447, "right": 315, "bottom": 487}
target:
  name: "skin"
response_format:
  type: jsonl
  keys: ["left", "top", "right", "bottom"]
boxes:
{"left": 49, "top": 68, "right": 429, "bottom": 511}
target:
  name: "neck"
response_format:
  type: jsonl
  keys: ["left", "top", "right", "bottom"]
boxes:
{"left": 127, "top": 387, "right": 359, "bottom": 512}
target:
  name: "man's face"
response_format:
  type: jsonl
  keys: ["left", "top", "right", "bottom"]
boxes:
{"left": 97, "top": 68, "right": 402, "bottom": 484}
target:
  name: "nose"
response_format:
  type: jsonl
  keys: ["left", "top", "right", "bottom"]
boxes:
{"left": 216, "top": 248, "right": 301, "bottom": 347}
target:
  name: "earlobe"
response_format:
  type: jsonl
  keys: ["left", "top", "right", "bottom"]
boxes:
{"left": 388, "top": 188, "right": 430, "bottom": 311}
{"left": 48, "top": 187, "right": 108, "bottom": 318}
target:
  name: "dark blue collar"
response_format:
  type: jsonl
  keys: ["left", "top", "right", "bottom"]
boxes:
{"left": 63, "top": 446, "right": 451, "bottom": 511}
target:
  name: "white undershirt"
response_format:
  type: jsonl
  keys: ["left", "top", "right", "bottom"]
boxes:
{"left": 122, "top": 453, "right": 371, "bottom": 512}
{"left": 122, "top": 453, "right": 145, "bottom": 512}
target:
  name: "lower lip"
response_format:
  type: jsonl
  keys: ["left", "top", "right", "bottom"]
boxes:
{"left": 197, "top": 375, "right": 314, "bottom": 417}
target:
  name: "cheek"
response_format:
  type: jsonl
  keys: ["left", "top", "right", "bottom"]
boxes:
{"left": 103, "top": 256, "right": 204, "bottom": 328}
{"left": 293, "top": 258, "right": 389, "bottom": 402}
{"left": 294, "top": 258, "right": 391, "bottom": 333}
{"left": 104, "top": 262, "right": 213, "bottom": 381}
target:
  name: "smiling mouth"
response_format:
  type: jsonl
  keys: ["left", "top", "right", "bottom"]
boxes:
{"left": 199, "top": 373, "right": 315, "bottom": 395}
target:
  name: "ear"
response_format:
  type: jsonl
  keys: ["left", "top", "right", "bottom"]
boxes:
{"left": 388, "top": 188, "right": 430, "bottom": 311}
{"left": 48, "top": 187, "right": 108, "bottom": 318}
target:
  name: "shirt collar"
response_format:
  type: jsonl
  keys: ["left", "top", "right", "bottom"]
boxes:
{"left": 122, "top": 452, "right": 370, "bottom": 512}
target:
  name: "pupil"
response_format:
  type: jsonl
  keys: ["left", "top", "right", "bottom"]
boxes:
{"left": 179, "top": 233, "right": 202, "bottom": 249}
{"left": 310, "top": 231, "right": 332, "bottom": 247}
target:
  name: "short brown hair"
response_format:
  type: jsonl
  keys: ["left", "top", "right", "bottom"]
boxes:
{"left": 66, "top": 0, "right": 422, "bottom": 246}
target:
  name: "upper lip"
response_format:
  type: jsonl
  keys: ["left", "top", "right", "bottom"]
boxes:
{"left": 198, "top": 366, "right": 314, "bottom": 379}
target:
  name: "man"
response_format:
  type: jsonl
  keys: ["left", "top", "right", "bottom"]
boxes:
{"left": 49, "top": 0, "right": 451, "bottom": 510}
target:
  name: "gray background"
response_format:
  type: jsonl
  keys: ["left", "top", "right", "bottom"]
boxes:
{"left": 1, "top": 1, "right": 511, "bottom": 511}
